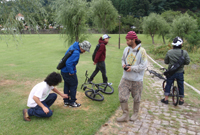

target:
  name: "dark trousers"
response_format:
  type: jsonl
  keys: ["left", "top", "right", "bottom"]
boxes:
{"left": 61, "top": 72, "right": 78, "bottom": 104}
{"left": 28, "top": 93, "right": 57, "bottom": 117}
{"left": 164, "top": 72, "right": 184, "bottom": 98}
{"left": 89, "top": 61, "right": 108, "bottom": 83}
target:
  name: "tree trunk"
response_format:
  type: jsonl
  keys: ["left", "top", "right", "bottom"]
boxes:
{"left": 162, "top": 35, "right": 166, "bottom": 44}
{"left": 151, "top": 34, "right": 154, "bottom": 44}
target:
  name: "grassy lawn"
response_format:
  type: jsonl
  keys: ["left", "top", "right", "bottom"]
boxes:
{"left": 0, "top": 34, "right": 199, "bottom": 134}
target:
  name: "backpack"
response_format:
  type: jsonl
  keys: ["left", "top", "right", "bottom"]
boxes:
{"left": 92, "top": 44, "right": 100, "bottom": 62}
{"left": 164, "top": 50, "right": 185, "bottom": 77}
{"left": 57, "top": 50, "right": 74, "bottom": 70}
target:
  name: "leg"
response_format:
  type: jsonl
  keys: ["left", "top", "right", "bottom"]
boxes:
{"left": 68, "top": 74, "right": 80, "bottom": 107}
{"left": 61, "top": 72, "right": 71, "bottom": 103}
{"left": 162, "top": 74, "right": 175, "bottom": 104}
{"left": 43, "top": 93, "right": 57, "bottom": 107}
{"left": 98, "top": 61, "right": 108, "bottom": 83}
{"left": 130, "top": 81, "right": 143, "bottom": 121}
{"left": 116, "top": 78, "right": 130, "bottom": 122}
{"left": 88, "top": 64, "right": 100, "bottom": 82}
{"left": 176, "top": 72, "right": 184, "bottom": 104}
{"left": 28, "top": 102, "right": 53, "bottom": 118}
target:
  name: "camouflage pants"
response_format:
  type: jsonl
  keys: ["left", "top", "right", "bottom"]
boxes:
{"left": 118, "top": 78, "right": 143, "bottom": 103}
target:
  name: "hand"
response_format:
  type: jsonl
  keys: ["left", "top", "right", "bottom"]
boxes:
{"left": 69, "top": 73, "right": 74, "bottom": 76}
{"left": 122, "top": 64, "right": 126, "bottom": 68}
{"left": 93, "top": 62, "right": 96, "bottom": 65}
{"left": 62, "top": 94, "right": 68, "bottom": 99}
{"left": 126, "top": 66, "right": 131, "bottom": 72}
{"left": 42, "top": 106, "right": 49, "bottom": 114}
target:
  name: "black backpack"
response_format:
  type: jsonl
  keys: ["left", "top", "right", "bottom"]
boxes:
{"left": 57, "top": 50, "right": 74, "bottom": 70}
{"left": 92, "top": 44, "right": 100, "bottom": 62}
{"left": 164, "top": 50, "right": 185, "bottom": 77}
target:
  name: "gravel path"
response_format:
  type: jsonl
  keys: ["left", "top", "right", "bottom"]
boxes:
{"left": 96, "top": 62, "right": 200, "bottom": 135}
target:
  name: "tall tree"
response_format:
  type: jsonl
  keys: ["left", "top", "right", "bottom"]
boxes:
{"left": 169, "top": 13, "right": 198, "bottom": 40}
{"left": 90, "top": 0, "right": 118, "bottom": 33}
{"left": 0, "top": 0, "right": 46, "bottom": 35}
{"left": 157, "top": 18, "right": 170, "bottom": 44}
{"left": 52, "top": 0, "right": 89, "bottom": 44}
{"left": 142, "top": 13, "right": 163, "bottom": 44}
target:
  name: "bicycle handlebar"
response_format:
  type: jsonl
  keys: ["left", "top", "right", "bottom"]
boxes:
{"left": 146, "top": 67, "right": 166, "bottom": 80}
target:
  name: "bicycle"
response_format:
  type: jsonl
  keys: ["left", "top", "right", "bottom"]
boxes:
{"left": 146, "top": 67, "right": 179, "bottom": 106}
{"left": 81, "top": 70, "right": 114, "bottom": 101}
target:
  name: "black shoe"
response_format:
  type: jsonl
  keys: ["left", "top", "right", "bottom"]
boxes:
{"left": 64, "top": 102, "right": 70, "bottom": 107}
{"left": 70, "top": 102, "right": 81, "bottom": 107}
{"left": 179, "top": 100, "right": 184, "bottom": 105}
{"left": 161, "top": 98, "right": 168, "bottom": 104}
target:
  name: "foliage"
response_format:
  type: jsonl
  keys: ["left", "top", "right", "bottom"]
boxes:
{"left": 169, "top": 13, "right": 198, "bottom": 40}
{"left": 142, "top": 13, "right": 164, "bottom": 44}
{"left": 161, "top": 10, "right": 181, "bottom": 24}
{"left": 184, "top": 31, "right": 200, "bottom": 52}
{"left": 90, "top": 0, "right": 118, "bottom": 33}
{"left": 157, "top": 17, "right": 170, "bottom": 44}
{"left": 0, "top": 0, "right": 46, "bottom": 35}
{"left": 52, "top": 0, "right": 89, "bottom": 44}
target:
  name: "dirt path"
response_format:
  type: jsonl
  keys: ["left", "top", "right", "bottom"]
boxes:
{"left": 96, "top": 61, "right": 200, "bottom": 135}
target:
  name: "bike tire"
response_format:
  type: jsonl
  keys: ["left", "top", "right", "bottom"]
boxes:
{"left": 172, "top": 86, "right": 179, "bottom": 106}
{"left": 85, "top": 90, "right": 104, "bottom": 101}
{"left": 162, "top": 80, "right": 166, "bottom": 92}
{"left": 98, "top": 83, "right": 114, "bottom": 94}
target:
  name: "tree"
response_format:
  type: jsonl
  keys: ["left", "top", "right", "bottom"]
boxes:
{"left": 161, "top": 10, "right": 181, "bottom": 24}
{"left": 142, "top": 13, "right": 163, "bottom": 44}
{"left": 169, "top": 13, "right": 198, "bottom": 40}
{"left": 90, "top": 0, "right": 118, "bottom": 33}
{"left": 0, "top": 0, "right": 46, "bottom": 35}
{"left": 52, "top": 0, "right": 89, "bottom": 44}
{"left": 157, "top": 18, "right": 170, "bottom": 44}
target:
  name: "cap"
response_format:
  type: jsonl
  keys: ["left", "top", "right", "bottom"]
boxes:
{"left": 79, "top": 41, "right": 91, "bottom": 52}
{"left": 126, "top": 31, "right": 138, "bottom": 40}
{"left": 102, "top": 34, "right": 111, "bottom": 39}
{"left": 172, "top": 37, "right": 183, "bottom": 46}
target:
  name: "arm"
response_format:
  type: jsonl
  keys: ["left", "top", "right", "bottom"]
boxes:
{"left": 184, "top": 50, "right": 190, "bottom": 65}
{"left": 52, "top": 87, "right": 68, "bottom": 99}
{"left": 130, "top": 48, "right": 148, "bottom": 72}
{"left": 164, "top": 52, "right": 169, "bottom": 64}
{"left": 121, "top": 48, "right": 128, "bottom": 68}
{"left": 33, "top": 96, "right": 49, "bottom": 114}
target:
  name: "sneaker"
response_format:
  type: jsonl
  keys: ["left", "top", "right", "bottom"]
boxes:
{"left": 107, "top": 82, "right": 112, "bottom": 86}
{"left": 70, "top": 102, "right": 81, "bottom": 107}
{"left": 161, "top": 98, "right": 168, "bottom": 104}
{"left": 179, "top": 100, "right": 184, "bottom": 105}
{"left": 64, "top": 102, "right": 70, "bottom": 107}
{"left": 23, "top": 109, "right": 31, "bottom": 121}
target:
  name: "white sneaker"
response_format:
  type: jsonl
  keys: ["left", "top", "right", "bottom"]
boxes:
{"left": 107, "top": 82, "right": 112, "bottom": 86}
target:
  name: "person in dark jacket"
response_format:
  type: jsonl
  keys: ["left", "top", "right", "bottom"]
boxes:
{"left": 61, "top": 41, "right": 91, "bottom": 107}
{"left": 88, "top": 34, "right": 112, "bottom": 85}
{"left": 161, "top": 37, "right": 190, "bottom": 105}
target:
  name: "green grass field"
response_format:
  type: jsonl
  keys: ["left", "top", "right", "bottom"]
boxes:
{"left": 0, "top": 34, "right": 199, "bottom": 135}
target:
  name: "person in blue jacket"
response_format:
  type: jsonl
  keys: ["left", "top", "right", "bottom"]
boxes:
{"left": 61, "top": 41, "right": 91, "bottom": 107}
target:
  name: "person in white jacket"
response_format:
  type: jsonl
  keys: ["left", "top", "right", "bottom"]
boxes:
{"left": 117, "top": 31, "right": 148, "bottom": 122}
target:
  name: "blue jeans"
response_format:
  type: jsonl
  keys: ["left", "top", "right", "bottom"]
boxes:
{"left": 89, "top": 61, "right": 108, "bottom": 83}
{"left": 28, "top": 93, "right": 57, "bottom": 117}
{"left": 164, "top": 72, "right": 184, "bottom": 98}
{"left": 61, "top": 72, "right": 78, "bottom": 104}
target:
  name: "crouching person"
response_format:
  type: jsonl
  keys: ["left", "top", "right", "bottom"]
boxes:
{"left": 23, "top": 72, "right": 68, "bottom": 121}
{"left": 117, "top": 31, "right": 148, "bottom": 122}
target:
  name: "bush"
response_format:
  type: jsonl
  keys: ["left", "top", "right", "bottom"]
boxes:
{"left": 149, "top": 44, "right": 172, "bottom": 58}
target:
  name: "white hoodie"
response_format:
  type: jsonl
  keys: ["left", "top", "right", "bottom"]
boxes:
{"left": 121, "top": 44, "right": 148, "bottom": 81}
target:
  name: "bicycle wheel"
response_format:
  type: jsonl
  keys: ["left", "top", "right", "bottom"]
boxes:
{"left": 172, "top": 86, "right": 179, "bottom": 106}
{"left": 98, "top": 83, "right": 114, "bottom": 94}
{"left": 85, "top": 90, "right": 104, "bottom": 101}
{"left": 162, "top": 80, "right": 166, "bottom": 92}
